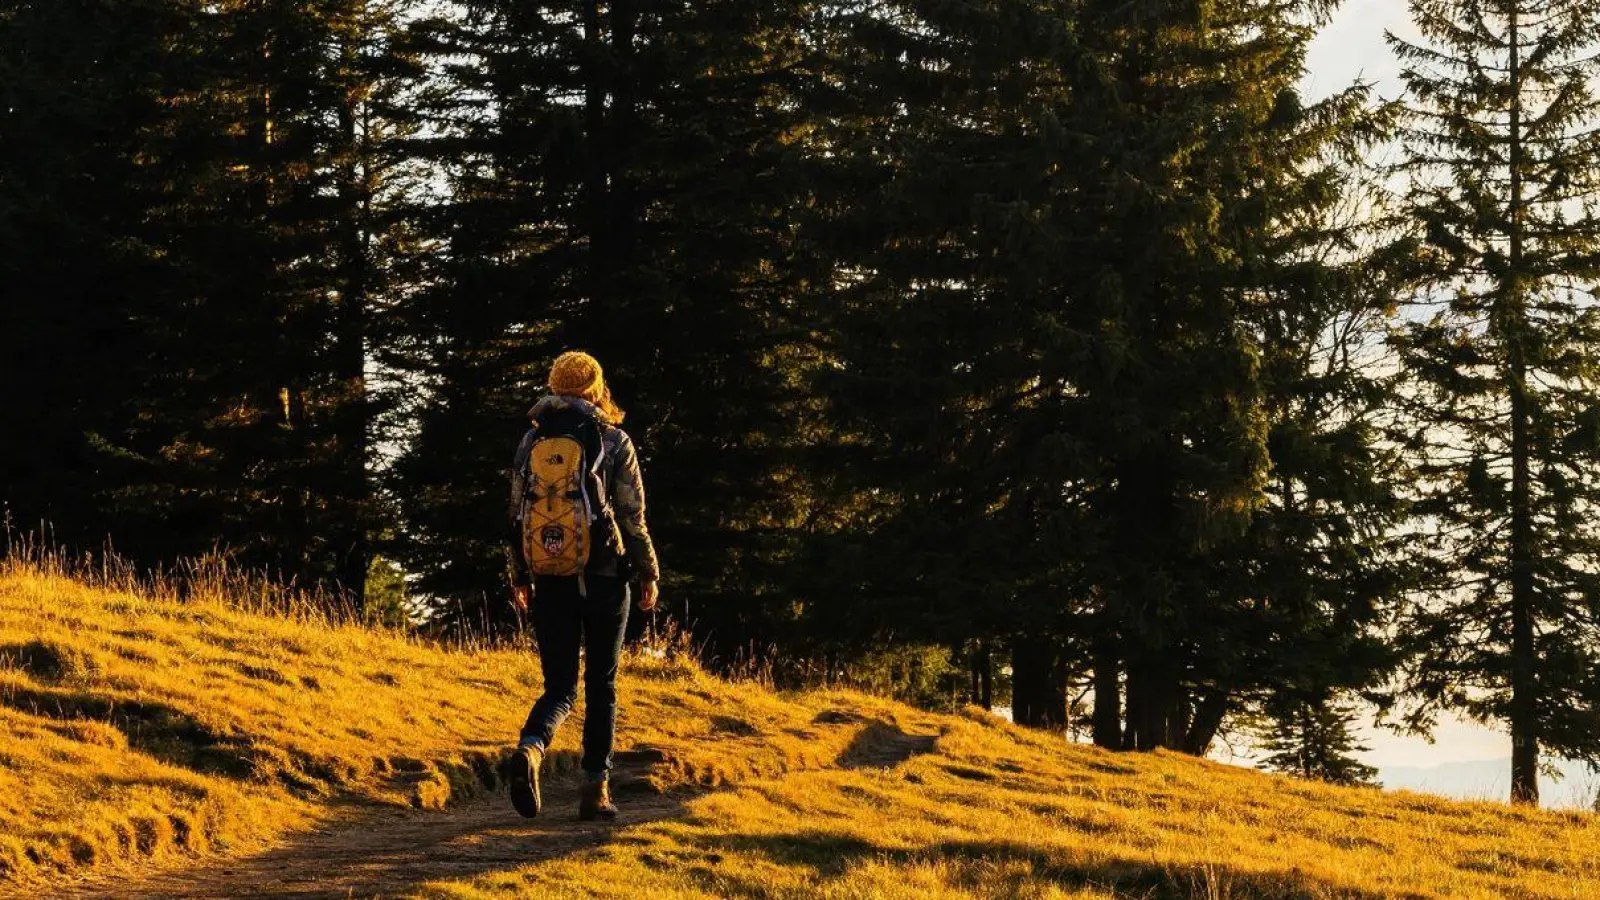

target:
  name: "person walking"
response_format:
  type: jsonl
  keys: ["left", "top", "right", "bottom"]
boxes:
{"left": 506, "top": 351, "right": 660, "bottom": 821}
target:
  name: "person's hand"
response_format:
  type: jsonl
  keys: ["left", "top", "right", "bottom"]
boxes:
{"left": 512, "top": 584, "right": 531, "bottom": 613}
{"left": 638, "top": 580, "right": 660, "bottom": 612}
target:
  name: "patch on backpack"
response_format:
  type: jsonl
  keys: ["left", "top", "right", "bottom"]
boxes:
{"left": 541, "top": 526, "right": 567, "bottom": 555}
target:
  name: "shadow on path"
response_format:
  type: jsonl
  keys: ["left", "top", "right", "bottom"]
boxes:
{"left": 55, "top": 750, "right": 691, "bottom": 900}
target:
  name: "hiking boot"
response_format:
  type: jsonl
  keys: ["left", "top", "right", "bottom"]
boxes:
{"left": 578, "top": 776, "right": 617, "bottom": 821}
{"left": 508, "top": 744, "right": 543, "bottom": 818}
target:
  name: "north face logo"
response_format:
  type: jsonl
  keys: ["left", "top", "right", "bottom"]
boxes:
{"left": 541, "top": 526, "right": 567, "bottom": 555}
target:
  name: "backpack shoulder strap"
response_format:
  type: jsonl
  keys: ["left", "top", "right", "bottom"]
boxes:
{"left": 517, "top": 426, "right": 540, "bottom": 476}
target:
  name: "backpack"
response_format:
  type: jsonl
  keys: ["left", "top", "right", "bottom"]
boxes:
{"left": 517, "top": 405, "right": 620, "bottom": 584}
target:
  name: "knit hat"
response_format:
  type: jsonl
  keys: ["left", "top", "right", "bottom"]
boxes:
{"left": 548, "top": 351, "right": 625, "bottom": 424}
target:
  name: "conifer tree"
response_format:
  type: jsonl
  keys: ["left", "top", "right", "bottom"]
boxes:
{"left": 1391, "top": 0, "right": 1600, "bottom": 805}
{"left": 804, "top": 0, "right": 1097, "bottom": 707}
{"left": 813, "top": 1, "right": 1402, "bottom": 745}
{"left": 381, "top": 1, "right": 581, "bottom": 614}
{"left": 1228, "top": 166, "right": 1416, "bottom": 762}
{"left": 388, "top": 1, "right": 825, "bottom": 638}
{"left": 1056, "top": 0, "right": 1390, "bottom": 753}
{"left": 1, "top": 0, "right": 413, "bottom": 604}
{"left": 1258, "top": 689, "right": 1380, "bottom": 786}
{"left": 112, "top": 0, "right": 412, "bottom": 601}
{"left": 561, "top": 0, "right": 829, "bottom": 648}
{"left": 0, "top": 0, "right": 182, "bottom": 546}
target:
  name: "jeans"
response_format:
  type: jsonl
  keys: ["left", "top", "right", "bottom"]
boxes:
{"left": 519, "top": 574, "right": 630, "bottom": 776}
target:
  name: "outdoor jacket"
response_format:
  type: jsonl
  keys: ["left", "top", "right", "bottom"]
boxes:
{"left": 509, "top": 395, "right": 661, "bottom": 585}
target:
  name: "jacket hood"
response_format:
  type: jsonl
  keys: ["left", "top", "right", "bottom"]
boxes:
{"left": 528, "top": 394, "right": 601, "bottom": 422}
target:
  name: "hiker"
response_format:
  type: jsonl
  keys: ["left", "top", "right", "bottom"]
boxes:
{"left": 506, "top": 351, "right": 661, "bottom": 821}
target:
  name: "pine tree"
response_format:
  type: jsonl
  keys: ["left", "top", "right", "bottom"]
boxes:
{"left": 383, "top": 1, "right": 583, "bottom": 615}
{"left": 805, "top": 0, "right": 1098, "bottom": 707}
{"left": 1064, "top": 0, "right": 1392, "bottom": 753}
{"left": 1391, "top": 0, "right": 1600, "bottom": 805}
{"left": 115, "top": 0, "right": 411, "bottom": 601}
{"left": 811, "top": 0, "right": 1402, "bottom": 745}
{"left": 388, "top": 1, "right": 826, "bottom": 639}
{"left": 1258, "top": 689, "right": 1380, "bottom": 786}
{"left": 1226, "top": 160, "right": 1416, "bottom": 758}
{"left": 0, "top": 0, "right": 207, "bottom": 551}
{"left": 562, "top": 0, "right": 829, "bottom": 649}
{"left": 0, "top": 0, "right": 413, "bottom": 603}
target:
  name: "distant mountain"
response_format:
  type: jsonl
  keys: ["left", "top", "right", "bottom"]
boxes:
{"left": 1381, "top": 758, "right": 1599, "bottom": 810}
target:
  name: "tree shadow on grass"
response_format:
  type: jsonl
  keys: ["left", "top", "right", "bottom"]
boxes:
{"left": 835, "top": 720, "right": 939, "bottom": 770}
{"left": 697, "top": 831, "right": 1427, "bottom": 900}
{"left": 0, "top": 681, "right": 258, "bottom": 778}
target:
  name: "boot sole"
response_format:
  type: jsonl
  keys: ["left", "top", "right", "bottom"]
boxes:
{"left": 509, "top": 749, "right": 542, "bottom": 818}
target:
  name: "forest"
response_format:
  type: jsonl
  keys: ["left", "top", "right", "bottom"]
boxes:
{"left": 3, "top": 0, "right": 1600, "bottom": 807}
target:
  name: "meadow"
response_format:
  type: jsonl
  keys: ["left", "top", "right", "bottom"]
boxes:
{"left": 0, "top": 558, "right": 1596, "bottom": 899}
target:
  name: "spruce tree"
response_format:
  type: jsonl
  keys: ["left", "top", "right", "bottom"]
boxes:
{"left": 1228, "top": 164, "right": 1416, "bottom": 762}
{"left": 0, "top": 0, "right": 207, "bottom": 551}
{"left": 805, "top": 0, "right": 1097, "bottom": 706}
{"left": 0, "top": 0, "right": 412, "bottom": 604}
{"left": 383, "top": 1, "right": 583, "bottom": 614}
{"left": 1064, "top": 0, "right": 1390, "bottom": 753}
{"left": 812, "top": 1, "right": 1402, "bottom": 746}
{"left": 389, "top": 1, "right": 826, "bottom": 639}
{"left": 1391, "top": 0, "right": 1600, "bottom": 805}
{"left": 1258, "top": 690, "right": 1380, "bottom": 786}
{"left": 561, "top": 0, "right": 829, "bottom": 649}
{"left": 113, "top": 0, "right": 411, "bottom": 601}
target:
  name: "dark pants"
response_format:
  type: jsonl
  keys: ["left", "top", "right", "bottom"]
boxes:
{"left": 519, "top": 574, "right": 630, "bottom": 776}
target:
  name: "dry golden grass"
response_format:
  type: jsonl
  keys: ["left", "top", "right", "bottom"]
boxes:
{"left": 0, "top": 559, "right": 896, "bottom": 887}
{"left": 1, "top": 559, "right": 1597, "bottom": 899}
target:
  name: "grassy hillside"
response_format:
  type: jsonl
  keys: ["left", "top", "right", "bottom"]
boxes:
{"left": 1, "top": 562, "right": 1597, "bottom": 899}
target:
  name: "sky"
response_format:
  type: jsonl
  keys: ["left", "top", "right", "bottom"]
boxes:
{"left": 1303, "top": 0, "right": 1419, "bottom": 103}
{"left": 1295, "top": 2, "right": 1554, "bottom": 799}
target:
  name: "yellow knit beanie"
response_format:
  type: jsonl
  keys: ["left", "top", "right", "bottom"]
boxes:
{"left": 548, "top": 351, "right": 625, "bottom": 424}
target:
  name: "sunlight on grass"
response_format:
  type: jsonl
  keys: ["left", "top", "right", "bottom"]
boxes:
{"left": 412, "top": 719, "right": 1600, "bottom": 900}
{"left": 0, "top": 557, "right": 1596, "bottom": 898}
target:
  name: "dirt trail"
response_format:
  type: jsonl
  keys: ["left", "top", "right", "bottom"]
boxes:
{"left": 44, "top": 718, "right": 940, "bottom": 900}
{"left": 52, "top": 756, "right": 687, "bottom": 900}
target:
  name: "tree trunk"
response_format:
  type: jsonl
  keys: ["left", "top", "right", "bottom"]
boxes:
{"left": 1124, "top": 660, "right": 1184, "bottom": 751}
{"left": 1011, "top": 637, "right": 1067, "bottom": 727}
{"left": 1091, "top": 625, "right": 1121, "bottom": 748}
{"left": 979, "top": 642, "right": 993, "bottom": 710}
{"left": 969, "top": 640, "right": 981, "bottom": 705}
{"left": 1167, "top": 683, "right": 1192, "bottom": 748}
{"left": 1505, "top": 4, "right": 1540, "bottom": 808}
{"left": 969, "top": 640, "right": 993, "bottom": 710}
{"left": 1182, "top": 687, "right": 1230, "bottom": 756}
{"left": 1124, "top": 663, "right": 1160, "bottom": 750}
{"left": 333, "top": 26, "right": 370, "bottom": 608}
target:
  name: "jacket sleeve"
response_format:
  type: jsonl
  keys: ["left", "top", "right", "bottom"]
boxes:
{"left": 508, "top": 430, "right": 536, "bottom": 585}
{"left": 609, "top": 431, "right": 661, "bottom": 582}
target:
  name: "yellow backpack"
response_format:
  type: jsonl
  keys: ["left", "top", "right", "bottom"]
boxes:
{"left": 522, "top": 432, "right": 592, "bottom": 577}
{"left": 518, "top": 406, "right": 620, "bottom": 585}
